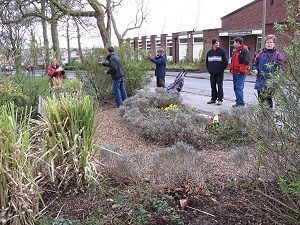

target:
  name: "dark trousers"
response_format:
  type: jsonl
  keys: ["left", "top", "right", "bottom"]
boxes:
{"left": 156, "top": 76, "right": 165, "bottom": 88}
{"left": 258, "top": 90, "right": 273, "bottom": 108}
{"left": 210, "top": 72, "right": 224, "bottom": 102}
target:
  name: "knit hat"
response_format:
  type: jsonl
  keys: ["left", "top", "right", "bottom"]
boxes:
{"left": 107, "top": 46, "right": 115, "bottom": 52}
{"left": 212, "top": 38, "right": 218, "bottom": 45}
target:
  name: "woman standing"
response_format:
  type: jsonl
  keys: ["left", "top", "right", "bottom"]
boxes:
{"left": 252, "top": 34, "right": 285, "bottom": 108}
{"left": 147, "top": 48, "right": 166, "bottom": 88}
{"left": 47, "top": 57, "right": 65, "bottom": 88}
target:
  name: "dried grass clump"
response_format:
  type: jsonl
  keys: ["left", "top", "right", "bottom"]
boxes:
{"left": 0, "top": 103, "right": 40, "bottom": 225}
{"left": 99, "top": 144, "right": 152, "bottom": 184}
{"left": 120, "top": 89, "right": 209, "bottom": 149}
{"left": 151, "top": 141, "right": 211, "bottom": 194}
{"left": 98, "top": 142, "right": 211, "bottom": 196}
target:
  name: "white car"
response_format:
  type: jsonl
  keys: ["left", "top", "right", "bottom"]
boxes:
{"left": 1, "top": 64, "right": 13, "bottom": 72}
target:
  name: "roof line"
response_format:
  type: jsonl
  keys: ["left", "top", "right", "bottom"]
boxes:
{"left": 221, "top": 0, "right": 260, "bottom": 20}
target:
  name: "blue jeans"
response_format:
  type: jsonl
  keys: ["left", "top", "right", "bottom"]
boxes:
{"left": 233, "top": 73, "right": 246, "bottom": 106}
{"left": 113, "top": 77, "right": 128, "bottom": 107}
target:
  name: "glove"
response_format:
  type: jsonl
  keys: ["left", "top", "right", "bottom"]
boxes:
{"left": 98, "top": 62, "right": 103, "bottom": 67}
{"left": 252, "top": 69, "right": 258, "bottom": 76}
{"left": 146, "top": 56, "right": 152, "bottom": 60}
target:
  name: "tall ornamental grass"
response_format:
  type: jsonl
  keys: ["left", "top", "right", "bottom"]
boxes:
{"left": 41, "top": 94, "right": 98, "bottom": 192}
{"left": 0, "top": 103, "right": 39, "bottom": 225}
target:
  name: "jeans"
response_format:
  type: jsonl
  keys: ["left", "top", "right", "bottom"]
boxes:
{"left": 233, "top": 73, "right": 246, "bottom": 106}
{"left": 113, "top": 77, "right": 128, "bottom": 107}
{"left": 210, "top": 72, "right": 224, "bottom": 101}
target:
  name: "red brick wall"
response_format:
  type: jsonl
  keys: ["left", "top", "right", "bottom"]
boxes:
{"left": 172, "top": 33, "right": 179, "bottom": 63}
{"left": 203, "top": 29, "right": 220, "bottom": 57}
{"left": 222, "top": 0, "right": 290, "bottom": 30}
{"left": 141, "top": 36, "right": 147, "bottom": 50}
{"left": 160, "top": 34, "right": 167, "bottom": 53}
{"left": 150, "top": 35, "right": 157, "bottom": 56}
{"left": 187, "top": 31, "right": 194, "bottom": 61}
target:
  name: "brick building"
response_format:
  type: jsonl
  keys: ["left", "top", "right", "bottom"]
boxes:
{"left": 122, "top": 0, "right": 297, "bottom": 65}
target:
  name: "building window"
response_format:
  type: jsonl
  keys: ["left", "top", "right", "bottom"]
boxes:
{"left": 256, "top": 35, "right": 262, "bottom": 54}
{"left": 194, "top": 37, "right": 203, "bottom": 43}
{"left": 229, "top": 37, "right": 236, "bottom": 58}
{"left": 180, "top": 38, "right": 187, "bottom": 43}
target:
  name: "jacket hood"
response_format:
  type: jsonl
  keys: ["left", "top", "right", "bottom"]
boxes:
{"left": 106, "top": 52, "right": 114, "bottom": 60}
{"left": 262, "top": 47, "right": 277, "bottom": 53}
{"left": 236, "top": 45, "right": 248, "bottom": 51}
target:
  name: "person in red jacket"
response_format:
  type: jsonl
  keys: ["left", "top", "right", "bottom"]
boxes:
{"left": 47, "top": 57, "right": 65, "bottom": 88}
{"left": 230, "top": 37, "right": 250, "bottom": 107}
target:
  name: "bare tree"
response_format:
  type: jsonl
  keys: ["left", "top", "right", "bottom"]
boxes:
{"left": 0, "top": 0, "right": 149, "bottom": 70}
{"left": 50, "top": 0, "right": 149, "bottom": 46}
{"left": 0, "top": 0, "right": 66, "bottom": 67}
{"left": 112, "top": 0, "right": 149, "bottom": 41}
{"left": 0, "top": 1, "right": 33, "bottom": 72}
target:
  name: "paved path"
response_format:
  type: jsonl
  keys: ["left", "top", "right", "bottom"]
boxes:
{"left": 148, "top": 70, "right": 257, "bottom": 116}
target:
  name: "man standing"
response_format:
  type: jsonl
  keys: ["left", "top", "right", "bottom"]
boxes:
{"left": 230, "top": 37, "right": 250, "bottom": 107}
{"left": 99, "top": 46, "right": 128, "bottom": 108}
{"left": 206, "top": 38, "right": 228, "bottom": 105}
{"left": 147, "top": 48, "right": 166, "bottom": 88}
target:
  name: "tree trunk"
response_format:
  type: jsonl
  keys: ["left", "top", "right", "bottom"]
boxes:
{"left": 50, "top": 20, "right": 62, "bottom": 64}
{"left": 42, "top": 0, "right": 50, "bottom": 71}
{"left": 67, "top": 19, "right": 71, "bottom": 65}
{"left": 75, "top": 18, "right": 84, "bottom": 64}
{"left": 88, "top": 0, "right": 110, "bottom": 46}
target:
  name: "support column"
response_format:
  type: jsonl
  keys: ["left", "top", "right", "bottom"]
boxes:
{"left": 172, "top": 33, "right": 179, "bottom": 63}
{"left": 160, "top": 34, "right": 167, "bottom": 52}
{"left": 150, "top": 35, "right": 157, "bottom": 56}
{"left": 187, "top": 31, "right": 194, "bottom": 62}
{"left": 141, "top": 36, "right": 147, "bottom": 51}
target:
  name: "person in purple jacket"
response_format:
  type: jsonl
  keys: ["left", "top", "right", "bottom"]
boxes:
{"left": 252, "top": 34, "right": 285, "bottom": 108}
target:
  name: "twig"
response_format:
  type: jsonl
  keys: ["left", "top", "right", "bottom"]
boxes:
{"left": 186, "top": 205, "right": 216, "bottom": 217}
{"left": 55, "top": 203, "right": 65, "bottom": 219}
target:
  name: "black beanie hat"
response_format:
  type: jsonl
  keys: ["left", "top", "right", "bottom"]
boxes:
{"left": 212, "top": 38, "right": 218, "bottom": 45}
{"left": 108, "top": 46, "right": 115, "bottom": 52}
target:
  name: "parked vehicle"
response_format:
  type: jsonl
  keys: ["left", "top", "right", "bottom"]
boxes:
{"left": 1, "top": 64, "right": 14, "bottom": 72}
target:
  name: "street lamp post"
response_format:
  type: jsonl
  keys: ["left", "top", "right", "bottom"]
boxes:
{"left": 262, "top": 0, "right": 266, "bottom": 44}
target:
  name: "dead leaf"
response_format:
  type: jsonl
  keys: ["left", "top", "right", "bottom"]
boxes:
{"left": 179, "top": 199, "right": 188, "bottom": 209}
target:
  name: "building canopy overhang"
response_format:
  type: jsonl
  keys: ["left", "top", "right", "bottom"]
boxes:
{"left": 219, "top": 29, "right": 262, "bottom": 36}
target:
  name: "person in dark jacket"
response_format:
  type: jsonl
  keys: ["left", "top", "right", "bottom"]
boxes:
{"left": 206, "top": 38, "right": 229, "bottom": 105}
{"left": 230, "top": 37, "right": 251, "bottom": 107}
{"left": 252, "top": 34, "right": 285, "bottom": 108}
{"left": 147, "top": 48, "right": 166, "bottom": 88}
{"left": 99, "top": 46, "right": 128, "bottom": 107}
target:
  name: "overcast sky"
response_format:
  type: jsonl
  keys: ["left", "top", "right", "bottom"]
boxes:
{"left": 60, "top": 0, "right": 255, "bottom": 48}
{"left": 121, "top": 0, "right": 254, "bottom": 38}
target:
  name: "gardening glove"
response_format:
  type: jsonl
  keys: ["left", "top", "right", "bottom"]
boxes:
{"left": 252, "top": 69, "right": 258, "bottom": 76}
{"left": 146, "top": 55, "right": 152, "bottom": 60}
